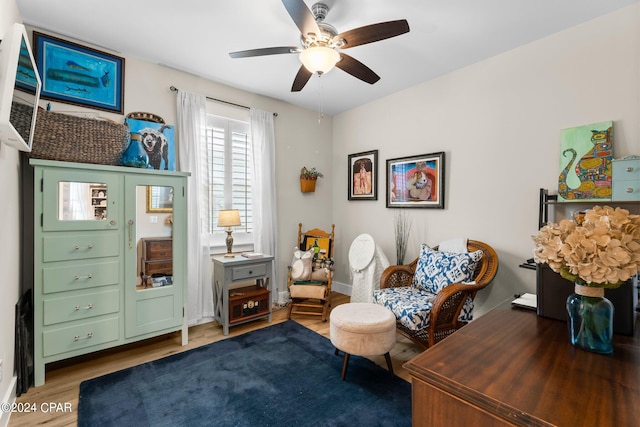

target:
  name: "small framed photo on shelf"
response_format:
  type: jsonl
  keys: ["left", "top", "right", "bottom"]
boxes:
{"left": 33, "top": 31, "right": 125, "bottom": 113}
{"left": 386, "top": 151, "right": 445, "bottom": 209}
{"left": 348, "top": 150, "right": 378, "bottom": 201}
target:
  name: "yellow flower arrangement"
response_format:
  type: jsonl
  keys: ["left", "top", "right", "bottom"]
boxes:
{"left": 532, "top": 206, "right": 640, "bottom": 288}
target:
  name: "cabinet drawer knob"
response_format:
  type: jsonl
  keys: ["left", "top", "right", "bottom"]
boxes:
{"left": 73, "top": 332, "right": 93, "bottom": 341}
{"left": 74, "top": 274, "right": 93, "bottom": 280}
{"left": 626, "top": 167, "right": 634, "bottom": 172}
{"left": 74, "top": 304, "right": 94, "bottom": 311}
{"left": 109, "top": 220, "right": 116, "bottom": 226}
{"left": 627, "top": 188, "right": 634, "bottom": 193}
{"left": 74, "top": 244, "right": 94, "bottom": 250}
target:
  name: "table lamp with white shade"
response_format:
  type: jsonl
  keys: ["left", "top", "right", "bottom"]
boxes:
{"left": 218, "top": 209, "right": 241, "bottom": 257}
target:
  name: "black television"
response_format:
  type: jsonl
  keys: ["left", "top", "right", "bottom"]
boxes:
{"left": 0, "top": 23, "right": 41, "bottom": 152}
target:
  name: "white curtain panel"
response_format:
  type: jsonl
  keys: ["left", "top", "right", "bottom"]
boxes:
{"left": 250, "top": 109, "right": 279, "bottom": 295}
{"left": 177, "top": 90, "right": 214, "bottom": 325}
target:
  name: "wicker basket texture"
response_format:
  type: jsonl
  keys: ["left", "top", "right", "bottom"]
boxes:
{"left": 17, "top": 104, "right": 128, "bottom": 165}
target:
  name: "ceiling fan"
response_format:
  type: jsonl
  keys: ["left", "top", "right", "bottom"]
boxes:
{"left": 229, "top": 0, "right": 410, "bottom": 92}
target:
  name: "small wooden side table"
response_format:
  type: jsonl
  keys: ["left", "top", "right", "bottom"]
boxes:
{"left": 212, "top": 254, "right": 274, "bottom": 335}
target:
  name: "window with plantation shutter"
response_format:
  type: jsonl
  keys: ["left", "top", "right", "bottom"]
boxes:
{"left": 206, "top": 114, "right": 253, "bottom": 242}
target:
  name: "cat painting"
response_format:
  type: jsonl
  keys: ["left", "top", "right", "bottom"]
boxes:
{"left": 558, "top": 122, "right": 613, "bottom": 201}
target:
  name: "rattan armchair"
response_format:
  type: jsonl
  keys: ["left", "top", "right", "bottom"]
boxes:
{"left": 378, "top": 240, "right": 498, "bottom": 349}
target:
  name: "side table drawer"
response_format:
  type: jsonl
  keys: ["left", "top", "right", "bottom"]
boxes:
{"left": 232, "top": 263, "right": 267, "bottom": 281}
{"left": 612, "top": 158, "right": 640, "bottom": 179}
{"left": 43, "top": 289, "right": 119, "bottom": 326}
{"left": 42, "top": 316, "right": 119, "bottom": 357}
{"left": 42, "top": 260, "right": 119, "bottom": 294}
{"left": 612, "top": 158, "right": 640, "bottom": 201}
{"left": 612, "top": 181, "right": 640, "bottom": 201}
{"left": 143, "top": 260, "right": 173, "bottom": 276}
{"left": 146, "top": 240, "right": 173, "bottom": 260}
{"left": 43, "top": 233, "right": 119, "bottom": 262}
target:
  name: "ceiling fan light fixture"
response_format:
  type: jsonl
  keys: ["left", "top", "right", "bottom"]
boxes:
{"left": 299, "top": 46, "right": 340, "bottom": 74}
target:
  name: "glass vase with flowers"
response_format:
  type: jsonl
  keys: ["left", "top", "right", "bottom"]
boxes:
{"left": 532, "top": 206, "right": 640, "bottom": 354}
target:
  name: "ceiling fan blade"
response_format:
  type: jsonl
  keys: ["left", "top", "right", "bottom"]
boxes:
{"left": 282, "top": 0, "right": 321, "bottom": 38}
{"left": 336, "top": 53, "right": 380, "bottom": 85}
{"left": 291, "top": 65, "right": 313, "bottom": 92}
{"left": 334, "top": 20, "right": 410, "bottom": 49}
{"left": 229, "top": 46, "right": 300, "bottom": 59}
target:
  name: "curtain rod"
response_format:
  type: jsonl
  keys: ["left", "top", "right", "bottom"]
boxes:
{"left": 169, "top": 86, "right": 277, "bottom": 117}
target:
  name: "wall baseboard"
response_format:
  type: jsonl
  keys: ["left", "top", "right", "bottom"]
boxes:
{"left": 331, "top": 281, "right": 351, "bottom": 296}
{"left": 277, "top": 291, "right": 289, "bottom": 304}
{"left": 0, "top": 376, "right": 16, "bottom": 427}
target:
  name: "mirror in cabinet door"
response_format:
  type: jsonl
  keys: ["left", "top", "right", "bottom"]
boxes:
{"left": 124, "top": 176, "right": 185, "bottom": 339}
{"left": 137, "top": 185, "right": 174, "bottom": 290}
{"left": 42, "top": 168, "right": 120, "bottom": 231}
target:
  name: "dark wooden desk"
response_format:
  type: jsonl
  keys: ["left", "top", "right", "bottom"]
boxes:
{"left": 404, "top": 306, "right": 639, "bottom": 427}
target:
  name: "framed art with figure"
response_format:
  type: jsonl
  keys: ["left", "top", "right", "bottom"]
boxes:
{"left": 33, "top": 31, "right": 124, "bottom": 113}
{"left": 348, "top": 150, "right": 378, "bottom": 201}
{"left": 386, "top": 151, "right": 445, "bottom": 208}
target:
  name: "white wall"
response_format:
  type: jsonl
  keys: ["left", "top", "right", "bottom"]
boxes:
{"left": 0, "top": 1, "right": 25, "bottom": 423}
{"left": 332, "top": 4, "right": 640, "bottom": 315}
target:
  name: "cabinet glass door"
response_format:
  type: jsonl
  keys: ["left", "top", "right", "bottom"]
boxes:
{"left": 124, "top": 175, "right": 185, "bottom": 338}
{"left": 42, "top": 169, "right": 120, "bottom": 232}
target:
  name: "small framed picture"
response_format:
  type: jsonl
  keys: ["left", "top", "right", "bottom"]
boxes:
{"left": 33, "top": 31, "right": 125, "bottom": 113}
{"left": 146, "top": 186, "right": 173, "bottom": 213}
{"left": 301, "top": 236, "right": 332, "bottom": 258}
{"left": 386, "top": 151, "right": 445, "bottom": 208}
{"left": 348, "top": 150, "right": 378, "bottom": 201}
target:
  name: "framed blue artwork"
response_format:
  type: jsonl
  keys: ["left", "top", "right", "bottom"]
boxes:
{"left": 125, "top": 118, "right": 175, "bottom": 171}
{"left": 33, "top": 31, "right": 124, "bottom": 113}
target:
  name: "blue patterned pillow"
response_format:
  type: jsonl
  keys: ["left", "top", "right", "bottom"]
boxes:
{"left": 412, "top": 244, "right": 483, "bottom": 294}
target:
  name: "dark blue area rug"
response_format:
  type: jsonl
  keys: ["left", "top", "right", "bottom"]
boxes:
{"left": 78, "top": 320, "right": 411, "bottom": 426}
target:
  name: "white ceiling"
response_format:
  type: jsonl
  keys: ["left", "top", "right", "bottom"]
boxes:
{"left": 16, "top": 0, "right": 639, "bottom": 115}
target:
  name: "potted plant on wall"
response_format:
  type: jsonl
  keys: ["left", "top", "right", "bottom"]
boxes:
{"left": 300, "top": 166, "right": 323, "bottom": 192}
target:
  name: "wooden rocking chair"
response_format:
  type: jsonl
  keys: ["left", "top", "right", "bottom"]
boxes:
{"left": 287, "top": 223, "right": 335, "bottom": 322}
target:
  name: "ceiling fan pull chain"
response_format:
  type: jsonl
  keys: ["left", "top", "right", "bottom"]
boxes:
{"left": 318, "top": 74, "right": 325, "bottom": 124}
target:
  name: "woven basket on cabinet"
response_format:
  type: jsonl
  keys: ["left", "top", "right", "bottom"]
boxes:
{"left": 27, "top": 107, "right": 128, "bottom": 166}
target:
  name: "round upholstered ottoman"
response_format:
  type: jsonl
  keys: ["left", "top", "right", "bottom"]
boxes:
{"left": 330, "top": 302, "right": 396, "bottom": 380}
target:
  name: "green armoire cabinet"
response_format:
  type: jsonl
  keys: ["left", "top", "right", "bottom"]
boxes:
{"left": 25, "top": 159, "right": 189, "bottom": 386}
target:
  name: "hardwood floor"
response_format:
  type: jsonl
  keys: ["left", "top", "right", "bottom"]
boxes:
{"left": 8, "top": 293, "right": 421, "bottom": 426}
